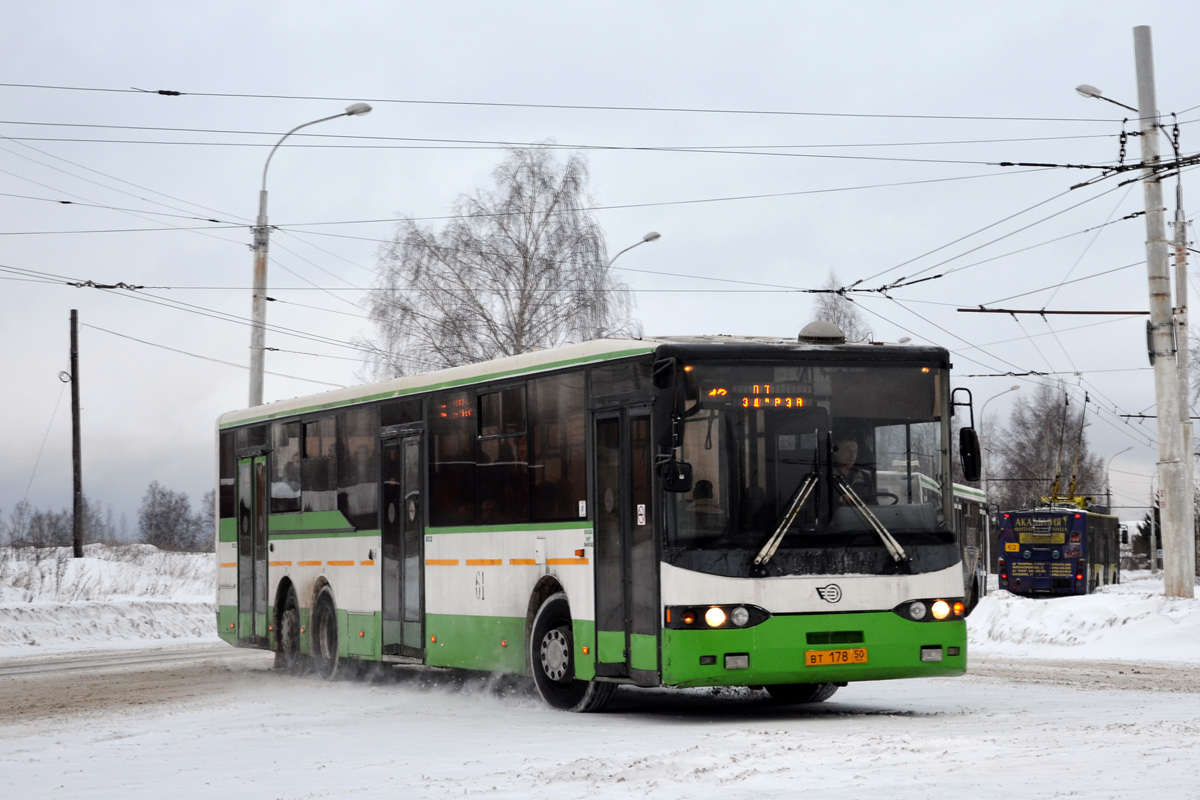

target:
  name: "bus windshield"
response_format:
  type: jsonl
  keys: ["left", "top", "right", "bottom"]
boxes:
{"left": 665, "top": 361, "right": 957, "bottom": 578}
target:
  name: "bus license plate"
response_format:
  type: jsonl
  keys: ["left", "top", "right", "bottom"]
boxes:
{"left": 805, "top": 647, "right": 868, "bottom": 666}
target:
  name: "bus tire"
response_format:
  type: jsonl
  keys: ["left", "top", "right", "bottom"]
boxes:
{"left": 764, "top": 682, "right": 839, "bottom": 704}
{"left": 530, "top": 593, "right": 616, "bottom": 713}
{"left": 279, "top": 586, "right": 304, "bottom": 674}
{"left": 311, "top": 587, "right": 340, "bottom": 681}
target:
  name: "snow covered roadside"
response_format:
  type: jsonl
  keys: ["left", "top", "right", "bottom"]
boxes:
{"left": 0, "top": 544, "right": 217, "bottom": 657}
{"left": 969, "top": 571, "right": 1200, "bottom": 662}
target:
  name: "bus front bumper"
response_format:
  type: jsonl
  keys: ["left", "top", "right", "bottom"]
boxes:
{"left": 661, "top": 611, "right": 966, "bottom": 688}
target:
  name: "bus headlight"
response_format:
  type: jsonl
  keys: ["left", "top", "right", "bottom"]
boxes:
{"left": 931, "top": 600, "right": 951, "bottom": 620}
{"left": 730, "top": 606, "right": 750, "bottom": 627}
{"left": 908, "top": 601, "right": 927, "bottom": 620}
{"left": 705, "top": 607, "right": 727, "bottom": 627}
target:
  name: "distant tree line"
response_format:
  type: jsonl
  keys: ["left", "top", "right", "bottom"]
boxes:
{"left": 0, "top": 482, "right": 213, "bottom": 552}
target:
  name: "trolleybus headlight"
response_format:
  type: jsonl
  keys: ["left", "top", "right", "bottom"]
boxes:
{"left": 931, "top": 600, "right": 951, "bottom": 620}
{"left": 908, "top": 601, "right": 927, "bottom": 620}
{"left": 681, "top": 610, "right": 697, "bottom": 626}
{"left": 730, "top": 606, "right": 750, "bottom": 627}
{"left": 952, "top": 602, "right": 965, "bottom": 617}
{"left": 705, "top": 606, "right": 727, "bottom": 628}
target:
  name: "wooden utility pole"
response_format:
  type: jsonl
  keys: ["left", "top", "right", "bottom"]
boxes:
{"left": 70, "top": 309, "right": 83, "bottom": 558}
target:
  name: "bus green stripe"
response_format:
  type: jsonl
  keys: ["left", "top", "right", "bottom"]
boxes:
{"left": 269, "top": 511, "right": 355, "bottom": 532}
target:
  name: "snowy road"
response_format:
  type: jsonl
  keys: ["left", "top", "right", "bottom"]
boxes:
{"left": 2, "top": 646, "right": 1198, "bottom": 799}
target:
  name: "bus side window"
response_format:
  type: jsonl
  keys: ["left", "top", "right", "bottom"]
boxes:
{"left": 530, "top": 372, "right": 586, "bottom": 521}
{"left": 430, "top": 391, "right": 476, "bottom": 526}
{"left": 302, "top": 417, "right": 337, "bottom": 512}
{"left": 219, "top": 430, "right": 236, "bottom": 520}
{"left": 476, "top": 385, "right": 528, "bottom": 524}
{"left": 337, "top": 406, "right": 378, "bottom": 530}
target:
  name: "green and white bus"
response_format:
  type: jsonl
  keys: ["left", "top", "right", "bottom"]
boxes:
{"left": 216, "top": 328, "right": 978, "bottom": 711}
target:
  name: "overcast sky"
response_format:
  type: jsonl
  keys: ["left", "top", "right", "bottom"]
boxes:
{"left": 4, "top": 1, "right": 1198, "bottom": 530}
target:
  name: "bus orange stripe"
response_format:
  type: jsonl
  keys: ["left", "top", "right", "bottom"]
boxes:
{"left": 220, "top": 562, "right": 236, "bottom": 568}
{"left": 509, "top": 558, "right": 538, "bottom": 565}
{"left": 360, "top": 560, "right": 375, "bottom": 566}
{"left": 425, "top": 559, "right": 459, "bottom": 566}
{"left": 547, "top": 557, "right": 589, "bottom": 565}
{"left": 269, "top": 561, "right": 292, "bottom": 567}
{"left": 466, "top": 559, "right": 502, "bottom": 566}
{"left": 327, "top": 560, "right": 354, "bottom": 566}
{"left": 297, "top": 560, "right": 321, "bottom": 566}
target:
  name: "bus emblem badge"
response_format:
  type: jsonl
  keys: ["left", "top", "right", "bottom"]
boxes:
{"left": 816, "top": 584, "right": 842, "bottom": 603}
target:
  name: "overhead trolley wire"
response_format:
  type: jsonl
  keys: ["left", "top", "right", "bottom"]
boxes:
{"left": 0, "top": 82, "right": 1128, "bottom": 123}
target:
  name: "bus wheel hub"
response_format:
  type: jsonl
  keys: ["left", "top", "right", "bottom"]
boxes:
{"left": 540, "top": 628, "right": 571, "bottom": 682}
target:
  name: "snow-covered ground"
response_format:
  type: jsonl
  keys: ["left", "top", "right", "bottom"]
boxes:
{"left": 2, "top": 547, "right": 1200, "bottom": 798}
{"left": 0, "top": 544, "right": 215, "bottom": 656}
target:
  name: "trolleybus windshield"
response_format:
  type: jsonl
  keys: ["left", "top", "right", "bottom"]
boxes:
{"left": 666, "top": 361, "right": 957, "bottom": 578}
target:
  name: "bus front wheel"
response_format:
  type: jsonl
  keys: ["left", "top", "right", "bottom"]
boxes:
{"left": 530, "top": 593, "right": 616, "bottom": 713}
{"left": 765, "top": 683, "right": 839, "bottom": 704}
{"left": 311, "top": 588, "right": 340, "bottom": 680}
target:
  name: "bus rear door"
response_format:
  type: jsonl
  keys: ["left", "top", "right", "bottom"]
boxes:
{"left": 236, "top": 455, "right": 268, "bottom": 646}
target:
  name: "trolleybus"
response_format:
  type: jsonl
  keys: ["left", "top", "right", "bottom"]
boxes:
{"left": 216, "top": 328, "right": 980, "bottom": 711}
{"left": 997, "top": 505, "right": 1120, "bottom": 596}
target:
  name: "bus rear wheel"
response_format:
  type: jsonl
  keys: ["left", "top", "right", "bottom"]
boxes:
{"left": 765, "top": 683, "right": 839, "bottom": 704}
{"left": 530, "top": 593, "right": 616, "bottom": 713}
{"left": 311, "top": 588, "right": 340, "bottom": 680}
{"left": 279, "top": 586, "right": 304, "bottom": 674}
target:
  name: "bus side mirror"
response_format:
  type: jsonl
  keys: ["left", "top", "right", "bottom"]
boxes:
{"left": 959, "top": 428, "right": 981, "bottom": 483}
{"left": 660, "top": 460, "right": 694, "bottom": 493}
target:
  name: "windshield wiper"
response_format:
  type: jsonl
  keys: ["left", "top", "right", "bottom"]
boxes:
{"left": 833, "top": 475, "right": 909, "bottom": 563}
{"left": 755, "top": 472, "right": 818, "bottom": 566}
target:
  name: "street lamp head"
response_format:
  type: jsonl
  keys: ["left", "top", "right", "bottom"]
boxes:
{"left": 1075, "top": 84, "right": 1103, "bottom": 99}
{"left": 345, "top": 103, "right": 373, "bottom": 117}
{"left": 1009, "top": 385, "right": 1020, "bottom": 392}
{"left": 642, "top": 231, "right": 662, "bottom": 242}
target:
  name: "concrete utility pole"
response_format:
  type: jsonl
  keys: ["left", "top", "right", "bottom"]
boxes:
{"left": 70, "top": 309, "right": 83, "bottom": 558}
{"left": 1134, "top": 26, "right": 1194, "bottom": 597}
{"left": 1173, "top": 176, "right": 1197, "bottom": 582}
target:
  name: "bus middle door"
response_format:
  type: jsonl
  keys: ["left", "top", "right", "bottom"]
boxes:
{"left": 593, "top": 408, "right": 658, "bottom": 682}
{"left": 382, "top": 431, "right": 425, "bottom": 658}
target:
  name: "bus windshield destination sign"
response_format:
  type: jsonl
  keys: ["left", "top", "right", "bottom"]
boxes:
{"left": 703, "top": 383, "right": 805, "bottom": 410}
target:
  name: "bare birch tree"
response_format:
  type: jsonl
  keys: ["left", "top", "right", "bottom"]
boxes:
{"left": 991, "top": 382, "right": 1105, "bottom": 511}
{"left": 811, "top": 271, "right": 869, "bottom": 342}
{"left": 360, "top": 146, "right": 640, "bottom": 379}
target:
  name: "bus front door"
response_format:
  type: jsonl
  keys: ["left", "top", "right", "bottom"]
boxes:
{"left": 382, "top": 433, "right": 424, "bottom": 657}
{"left": 593, "top": 410, "right": 658, "bottom": 682}
{"left": 236, "top": 455, "right": 268, "bottom": 645}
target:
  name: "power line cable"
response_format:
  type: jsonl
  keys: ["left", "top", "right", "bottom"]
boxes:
{"left": 81, "top": 323, "right": 345, "bottom": 388}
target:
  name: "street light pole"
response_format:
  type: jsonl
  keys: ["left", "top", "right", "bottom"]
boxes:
{"left": 1106, "top": 446, "right": 1134, "bottom": 511}
{"left": 593, "top": 231, "right": 660, "bottom": 340}
{"left": 979, "top": 385, "right": 1019, "bottom": 582}
{"left": 248, "top": 103, "right": 372, "bottom": 407}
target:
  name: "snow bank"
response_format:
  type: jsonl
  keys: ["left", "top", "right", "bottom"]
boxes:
{"left": 0, "top": 544, "right": 217, "bottom": 656}
{"left": 969, "top": 571, "right": 1200, "bottom": 662}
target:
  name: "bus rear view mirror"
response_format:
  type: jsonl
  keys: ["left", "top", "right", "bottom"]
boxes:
{"left": 959, "top": 428, "right": 981, "bottom": 483}
{"left": 660, "top": 460, "right": 694, "bottom": 493}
